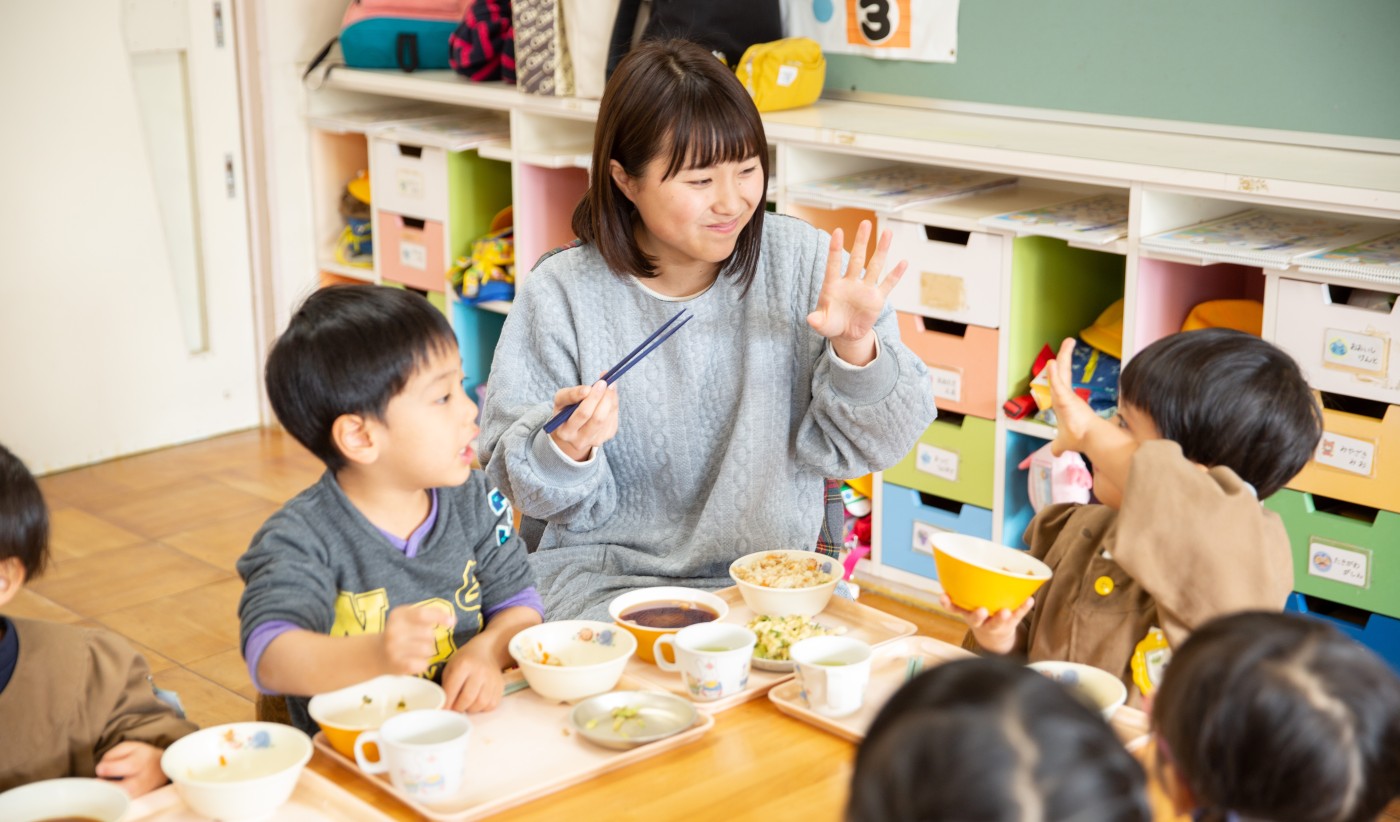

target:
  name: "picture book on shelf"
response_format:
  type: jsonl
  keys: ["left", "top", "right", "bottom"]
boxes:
{"left": 379, "top": 112, "right": 510, "bottom": 151}
{"left": 786, "top": 165, "right": 1017, "bottom": 212}
{"left": 979, "top": 193, "right": 1128, "bottom": 245}
{"left": 1296, "top": 230, "right": 1400, "bottom": 285}
{"left": 1140, "top": 209, "right": 1389, "bottom": 269}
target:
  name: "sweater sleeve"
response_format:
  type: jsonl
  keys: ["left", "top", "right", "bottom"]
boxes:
{"left": 794, "top": 233, "right": 938, "bottom": 479}
{"left": 236, "top": 511, "right": 342, "bottom": 653}
{"left": 89, "top": 630, "right": 197, "bottom": 761}
{"left": 479, "top": 258, "right": 618, "bottom": 530}
{"left": 1113, "top": 440, "right": 1295, "bottom": 648}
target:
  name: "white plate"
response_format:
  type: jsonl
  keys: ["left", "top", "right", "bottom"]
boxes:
{"left": 751, "top": 656, "right": 796, "bottom": 673}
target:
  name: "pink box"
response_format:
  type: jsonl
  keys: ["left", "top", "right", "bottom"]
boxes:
{"left": 377, "top": 212, "right": 446, "bottom": 292}
{"left": 896, "top": 311, "right": 999, "bottom": 419}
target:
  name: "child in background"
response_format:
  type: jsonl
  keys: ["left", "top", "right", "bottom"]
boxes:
{"left": 238, "top": 285, "right": 542, "bottom": 736}
{"left": 0, "top": 444, "right": 196, "bottom": 795}
{"left": 1152, "top": 611, "right": 1400, "bottom": 822}
{"left": 847, "top": 656, "right": 1150, "bottom": 822}
{"left": 945, "top": 328, "right": 1322, "bottom": 700}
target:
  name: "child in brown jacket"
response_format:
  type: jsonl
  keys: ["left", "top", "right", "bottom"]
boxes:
{"left": 0, "top": 443, "right": 196, "bottom": 795}
{"left": 945, "top": 329, "right": 1322, "bottom": 701}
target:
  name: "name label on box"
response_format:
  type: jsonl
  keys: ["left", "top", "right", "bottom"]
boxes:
{"left": 920, "top": 271, "right": 966, "bottom": 313}
{"left": 1308, "top": 538, "right": 1370, "bottom": 589}
{"left": 399, "top": 241, "right": 428, "bottom": 271}
{"left": 396, "top": 169, "right": 424, "bottom": 200}
{"left": 1314, "top": 431, "right": 1377, "bottom": 477}
{"left": 1322, "top": 328, "right": 1388, "bottom": 377}
{"left": 916, "top": 443, "right": 959, "bottom": 482}
{"left": 911, "top": 520, "right": 949, "bottom": 557}
{"left": 930, "top": 367, "right": 963, "bottom": 403}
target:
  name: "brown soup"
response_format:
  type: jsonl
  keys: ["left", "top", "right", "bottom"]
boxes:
{"left": 620, "top": 601, "right": 718, "bottom": 629}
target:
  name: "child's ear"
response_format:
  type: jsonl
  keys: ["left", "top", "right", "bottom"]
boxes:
{"left": 0, "top": 557, "right": 26, "bottom": 608}
{"left": 331, "top": 414, "right": 381, "bottom": 466}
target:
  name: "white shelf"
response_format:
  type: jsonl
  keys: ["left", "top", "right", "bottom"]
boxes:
{"left": 1003, "top": 417, "right": 1056, "bottom": 441}
{"left": 324, "top": 68, "right": 599, "bottom": 122}
{"left": 897, "top": 184, "right": 1116, "bottom": 235}
{"left": 474, "top": 300, "right": 512, "bottom": 315}
{"left": 317, "top": 241, "right": 374, "bottom": 282}
{"left": 476, "top": 139, "right": 514, "bottom": 163}
{"left": 515, "top": 145, "right": 592, "bottom": 170}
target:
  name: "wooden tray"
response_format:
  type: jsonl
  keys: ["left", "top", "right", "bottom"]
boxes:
{"left": 125, "top": 767, "right": 396, "bottom": 821}
{"left": 314, "top": 672, "right": 714, "bottom": 821}
{"left": 768, "top": 635, "right": 1152, "bottom": 749}
{"left": 622, "top": 586, "right": 919, "bottom": 713}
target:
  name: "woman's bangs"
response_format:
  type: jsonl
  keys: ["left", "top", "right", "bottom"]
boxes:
{"left": 660, "top": 97, "right": 764, "bottom": 179}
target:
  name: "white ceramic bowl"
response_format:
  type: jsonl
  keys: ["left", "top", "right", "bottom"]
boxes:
{"left": 507, "top": 620, "right": 636, "bottom": 702}
{"left": 161, "top": 722, "right": 313, "bottom": 821}
{"left": 1029, "top": 661, "right": 1127, "bottom": 720}
{"left": 728, "top": 549, "right": 840, "bottom": 618}
{"left": 308, "top": 674, "right": 446, "bottom": 759}
{"left": 0, "top": 777, "right": 129, "bottom": 822}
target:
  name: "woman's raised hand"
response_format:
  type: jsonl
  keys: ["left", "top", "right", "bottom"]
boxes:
{"left": 806, "top": 220, "right": 908, "bottom": 366}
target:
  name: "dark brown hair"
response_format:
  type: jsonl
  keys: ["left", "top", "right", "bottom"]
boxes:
{"left": 0, "top": 443, "right": 49, "bottom": 581}
{"left": 1153, "top": 611, "right": 1400, "bottom": 822}
{"left": 572, "top": 39, "right": 769, "bottom": 292}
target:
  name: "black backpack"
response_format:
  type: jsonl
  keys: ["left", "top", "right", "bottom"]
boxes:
{"left": 606, "top": 0, "right": 783, "bottom": 73}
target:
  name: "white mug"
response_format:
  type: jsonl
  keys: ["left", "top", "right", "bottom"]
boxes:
{"left": 792, "top": 636, "right": 873, "bottom": 718}
{"left": 653, "top": 622, "right": 756, "bottom": 701}
{"left": 353, "top": 709, "right": 471, "bottom": 804}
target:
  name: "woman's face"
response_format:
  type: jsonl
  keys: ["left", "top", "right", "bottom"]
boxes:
{"left": 611, "top": 152, "right": 764, "bottom": 277}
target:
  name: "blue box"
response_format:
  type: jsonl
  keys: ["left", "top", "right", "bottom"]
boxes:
{"left": 880, "top": 482, "right": 994, "bottom": 582}
{"left": 1285, "top": 592, "right": 1400, "bottom": 674}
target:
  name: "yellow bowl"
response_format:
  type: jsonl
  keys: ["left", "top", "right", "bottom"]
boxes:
{"left": 307, "top": 675, "right": 445, "bottom": 760}
{"left": 609, "top": 587, "right": 729, "bottom": 664}
{"left": 932, "top": 533, "right": 1051, "bottom": 613}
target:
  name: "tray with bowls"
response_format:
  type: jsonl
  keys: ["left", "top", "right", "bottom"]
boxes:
{"left": 314, "top": 671, "right": 713, "bottom": 821}
{"left": 123, "top": 767, "right": 396, "bottom": 822}
{"left": 767, "top": 636, "right": 1152, "bottom": 748}
{"left": 622, "top": 583, "right": 918, "bottom": 713}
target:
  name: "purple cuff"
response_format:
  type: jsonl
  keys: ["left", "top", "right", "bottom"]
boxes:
{"left": 485, "top": 586, "right": 545, "bottom": 621}
{"left": 244, "top": 620, "right": 299, "bottom": 695}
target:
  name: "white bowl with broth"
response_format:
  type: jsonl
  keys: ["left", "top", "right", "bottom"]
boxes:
{"left": 0, "top": 777, "right": 129, "bottom": 822}
{"left": 160, "top": 722, "right": 312, "bottom": 821}
{"left": 507, "top": 620, "right": 636, "bottom": 702}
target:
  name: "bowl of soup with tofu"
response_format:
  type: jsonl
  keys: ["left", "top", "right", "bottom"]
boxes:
{"left": 160, "top": 722, "right": 312, "bottom": 821}
{"left": 609, "top": 587, "right": 729, "bottom": 664}
{"left": 307, "top": 674, "right": 445, "bottom": 759}
{"left": 0, "top": 778, "right": 129, "bottom": 822}
{"left": 931, "top": 533, "right": 1052, "bottom": 614}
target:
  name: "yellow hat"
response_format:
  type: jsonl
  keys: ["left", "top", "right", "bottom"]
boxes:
{"left": 845, "top": 474, "right": 873, "bottom": 499}
{"left": 1181, "top": 299, "right": 1263, "bottom": 336}
{"left": 1079, "top": 298, "right": 1124, "bottom": 360}
{"left": 346, "top": 170, "right": 371, "bottom": 205}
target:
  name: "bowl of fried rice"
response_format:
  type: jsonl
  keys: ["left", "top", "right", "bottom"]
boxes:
{"left": 728, "top": 549, "right": 840, "bottom": 618}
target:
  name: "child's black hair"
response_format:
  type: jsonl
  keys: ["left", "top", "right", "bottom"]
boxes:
{"left": 1119, "top": 328, "right": 1322, "bottom": 498}
{"left": 1153, "top": 611, "right": 1400, "bottom": 822}
{"left": 264, "top": 285, "right": 458, "bottom": 472}
{"left": 848, "top": 656, "right": 1150, "bottom": 822}
{"left": 0, "top": 443, "right": 49, "bottom": 581}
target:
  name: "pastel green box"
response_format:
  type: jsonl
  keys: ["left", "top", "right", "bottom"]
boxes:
{"left": 883, "top": 412, "right": 996, "bottom": 509}
{"left": 1264, "top": 488, "right": 1400, "bottom": 620}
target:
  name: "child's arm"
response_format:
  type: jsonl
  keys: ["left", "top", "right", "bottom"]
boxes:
{"left": 90, "top": 630, "right": 197, "bottom": 797}
{"left": 255, "top": 604, "right": 455, "bottom": 696}
{"left": 440, "top": 605, "right": 542, "bottom": 712}
{"left": 938, "top": 595, "right": 1036, "bottom": 655}
{"left": 1046, "top": 338, "right": 1138, "bottom": 492}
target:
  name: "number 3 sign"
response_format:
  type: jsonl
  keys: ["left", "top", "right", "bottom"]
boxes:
{"left": 789, "top": 0, "right": 960, "bottom": 63}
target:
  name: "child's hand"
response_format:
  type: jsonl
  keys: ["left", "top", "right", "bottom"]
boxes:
{"left": 380, "top": 605, "right": 455, "bottom": 677}
{"left": 95, "top": 741, "right": 168, "bottom": 798}
{"left": 549, "top": 380, "right": 619, "bottom": 462}
{"left": 807, "top": 221, "right": 908, "bottom": 366}
{"left": 939, "top": 593, "right": 1034, "bottom": 655}
{"left": 440, "top": 644, "right": 505, "bottom": 713}
{"left": 1046, "top": 338, "right": 1101, "bottom": 457}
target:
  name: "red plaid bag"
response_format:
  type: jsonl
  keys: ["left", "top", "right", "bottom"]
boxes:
{"left": 449, "top": 0, "right": 515, "bottom": 83}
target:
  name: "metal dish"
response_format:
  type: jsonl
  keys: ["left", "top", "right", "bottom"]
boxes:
{"left": 750, "top": 655, "right": 796, "bottom": 673}
{"left": 568, "top": 691, "right": 698, "bottom": 750}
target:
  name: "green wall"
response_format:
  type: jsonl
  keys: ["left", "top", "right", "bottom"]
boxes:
{"left": 823, "top": 0, "right": 1400, "bottom": 140}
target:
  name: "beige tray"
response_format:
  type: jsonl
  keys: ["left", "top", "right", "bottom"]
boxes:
{"left": 767, "top": 635, "right": 1152, "bottom": 749}
{"left": 315, "top": 672, "right": 714, "bottom": 821}
{"left": 125, "top": 767, "right": 396, "bottom": 821}
{"left": 622, "top": 586, "right": 919, "bottom": 713}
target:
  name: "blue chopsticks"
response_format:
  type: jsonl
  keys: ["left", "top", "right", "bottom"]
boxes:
{"left": 543, "top": 308, "right": 693, "bottom": 434}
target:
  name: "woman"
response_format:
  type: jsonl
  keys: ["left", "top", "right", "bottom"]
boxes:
{"left": 480, "top": 39, "right": 935, "bottom": 619}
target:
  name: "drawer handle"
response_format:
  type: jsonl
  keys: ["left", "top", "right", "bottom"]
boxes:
{"left": 917, "top": 315, "right": 969, "bottom": 339}
{"left": 1320, "top": 391, "right": 1389, "bottom": 421}
{"left": 917, "top": 491, "right": 966, "bottom": 514}
{"left": 398, "top": 143, "right": 424, "bottom": 159}
{"left": 923, "top": 225, "right": 971, "bottom": 246}
{"left": 936, "top": 410, "right": 967, "bottom": 428}
{"left": 402, "top": 216, "right": 427, "bottom": 230}
{"left": 1324, "top": 283, "right": 1397, "bottom": 316}
{"left": 1292, "top": 593, "right": 1374, "bottom": 629}
{"left": 1305, "top": 492, "right": 1381, "bottom": 525}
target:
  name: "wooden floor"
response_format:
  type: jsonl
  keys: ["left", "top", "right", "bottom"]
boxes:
{"left": 13, "top": 427, "right": 964, "bottom": 731}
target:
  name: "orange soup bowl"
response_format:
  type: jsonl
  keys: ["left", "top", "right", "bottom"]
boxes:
{"left": 307, "top": 674, "right": 446, "bottom": 760}
{"left": 931, "top": 533, "right": 1052, "bottom": 613}
{"left": 608, "top": 587, "right": 729, "bottom": 664}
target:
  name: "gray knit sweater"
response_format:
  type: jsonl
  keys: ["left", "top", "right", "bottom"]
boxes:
{"left": 480, "top": 214, "right": 936, "bottom": 619}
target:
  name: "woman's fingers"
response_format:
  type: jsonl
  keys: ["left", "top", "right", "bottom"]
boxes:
{"left": 846, "top": 220, "right": 872, "bottom": 280}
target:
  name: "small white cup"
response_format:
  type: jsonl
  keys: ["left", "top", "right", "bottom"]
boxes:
{"left": 791, "top": 636, "right": 873, "bottom": 718}
{"left": 653, "top": 622, "right": 756, "bottom": 701}
{"left": 354, "top": 709, "right": 471, "bottom": 804}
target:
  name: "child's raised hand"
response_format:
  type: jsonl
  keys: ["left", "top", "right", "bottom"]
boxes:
{"left": 1046, "top": 338, "right": 1100, "bottom": 457}
{"left": 807, "top": 221, "right": 908, "bottom": 365}
{"left": 548, "top": 380, "right": 619, "bottom": 462}
{"left": 938, "top": 592, "right": 1034, "bottom": 656}
{"left": 95, "top": 741, "right": 168, "bottom": 798}
{"left": 440, "top": 643, "right": 506, "bottom": 713}
{"left": 380, "top": 604, "right": 455, "bottom": 677}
